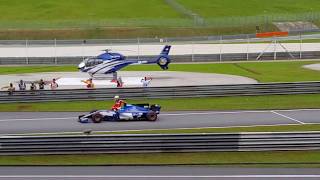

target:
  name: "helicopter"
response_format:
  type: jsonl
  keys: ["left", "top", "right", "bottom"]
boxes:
{"left": 78, "top": 45, "right": 171, "bottom": 79}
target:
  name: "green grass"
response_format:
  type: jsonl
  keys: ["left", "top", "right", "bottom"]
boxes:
{"left": 0, "top": 0, "right": 319, "bottom": 28}
{"left": 18, "top": 124, "right": 320, "bottom": 136}
{"left": 0, "top": 65, "right": 74, "bottom": 75}
{"left": 0, "top": 0, "right": 318, "bottom": 38}
{"left": 0, "top": 27, "right": 232, "bottom": 40}
{"left": 95, "top": 124, "right": 320, "bottom": 134}
{"left": 1, "top": 150, "right": 320, "bottom": 166}
{"left": 1, "top": 94, "right": 320, "bottom": 112}
{"left": 1, "top": 61, "right": 320, "bottom": 83}
{"left": 177, "top": 0, "right": 320, "bottom": 17}
{"left": 0, "top": 0, "right": 182, "bottom": 24}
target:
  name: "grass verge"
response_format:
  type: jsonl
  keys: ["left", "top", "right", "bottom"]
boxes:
{"left": 1, "top": 151, "right": 320, "bottom": 167}
{"left": 95, "top": 124, "right": 320, "bottom": 134}
{"left": 0, "top": 27, "right": 257, "bottom": 40}
{"left": 1, "top": 94, "right": 320, "bottom": 112}
{"left": 27, "top": 124, "right": 320, "bottom": 136}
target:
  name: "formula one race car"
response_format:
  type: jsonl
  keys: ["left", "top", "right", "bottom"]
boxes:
{"left": 78, "top": 103, "right": 161, "bottom": 123}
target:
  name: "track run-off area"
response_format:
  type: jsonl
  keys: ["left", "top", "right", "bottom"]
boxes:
{"left": 0, "top": 109, "right": 320, "bottom": 135}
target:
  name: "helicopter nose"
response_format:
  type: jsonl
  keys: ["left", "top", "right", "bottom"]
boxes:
{"left": 78, "top": 62, "right": 85, "bottom": 69}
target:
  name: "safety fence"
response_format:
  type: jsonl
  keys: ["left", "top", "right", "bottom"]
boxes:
{"left": 1, "top": 82, "right": 320, "bottom": 103}
{"left": 0, "top": 33, "right": 320, "bottom": 64}
{"left": 0, "top": 32, "right": 319, "bottom": 45}
{"left": 0, "top": 51, "right": 320, "bottom": 65}
{"left": 1, "top": 132, "right": 320, "bottom": 155}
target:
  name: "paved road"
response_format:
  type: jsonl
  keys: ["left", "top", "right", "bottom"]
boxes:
{"left": 0, "top": 166, "right": 319, "bottom": 180}
{"left": 0, "top": 109, "right": 319, "bottom": 135}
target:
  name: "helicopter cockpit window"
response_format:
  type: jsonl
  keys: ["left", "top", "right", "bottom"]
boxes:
{"left": 85, "top": 59, "right": 103, "bottom": 67}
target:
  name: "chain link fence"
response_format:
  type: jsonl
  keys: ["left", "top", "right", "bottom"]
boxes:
{"left": 0, "top": 32, "right": 320, "bottom": 65}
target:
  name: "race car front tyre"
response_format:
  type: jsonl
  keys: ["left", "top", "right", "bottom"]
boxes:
{"left": 78, "top": 115, "right": 85, "bottom": 122}
{"left": 146, "top": 111, "right": 157, "bottom": 121}
{"left": 92, "top": 113, "right": 103, "bottom": 123}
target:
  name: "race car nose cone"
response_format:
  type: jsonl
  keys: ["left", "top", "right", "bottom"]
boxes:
{"left": 78, "top": 62, "right": 85, "bottom": 69}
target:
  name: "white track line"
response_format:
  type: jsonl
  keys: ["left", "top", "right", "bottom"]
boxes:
{"left": 276, "top": 108, "right": 320, "bottom": 112}
{"left": 271, "top": 111, "right": 305, "bottom": 124}
{"left": 161, "top": 110, "right": 272, "bottom": 116}
{"left": 0, "top": 117, "right": 73, "bottom": 122}
{"left": 0, "top": 175, "right": 319, "bottom": 178}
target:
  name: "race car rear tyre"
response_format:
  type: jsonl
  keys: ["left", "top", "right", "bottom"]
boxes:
{"left": 92, "top": 113, "right": 103, "bottom": 123}
{"left": 146, "top": 111, "right": 157, "bottom": 121}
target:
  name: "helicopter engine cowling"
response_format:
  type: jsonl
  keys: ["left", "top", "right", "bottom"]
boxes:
{"left": 97, "top": 52, "right": 125, "bottom": 60}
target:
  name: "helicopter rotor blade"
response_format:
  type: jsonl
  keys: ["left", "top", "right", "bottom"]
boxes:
{"left": 101, "top": 48, "right": 137, "bottom": 52}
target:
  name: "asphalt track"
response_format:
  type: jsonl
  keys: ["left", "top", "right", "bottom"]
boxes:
{"left": 0, "top": 166, "right": 319, "bottom": 180}
{"left": 0, "top": 109, "right": 320, "bottom": 135}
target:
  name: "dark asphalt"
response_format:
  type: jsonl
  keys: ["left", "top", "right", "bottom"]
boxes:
{"left": 0, "top": 109, "right": 319, "bottom": 135}
{"left": 0, "top": 166, "right": 319, "bottom": 180}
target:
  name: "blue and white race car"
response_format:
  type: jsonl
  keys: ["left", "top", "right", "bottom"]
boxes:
{"left": 78, "top": 103, "right": 161, "bottom": 123}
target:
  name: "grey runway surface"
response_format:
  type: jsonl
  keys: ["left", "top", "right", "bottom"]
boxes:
{"left": 0, "top": 109, "right": 319, "bottom": 135}
{"left": 0, "top": 166, "right": 319, "bottom": 180}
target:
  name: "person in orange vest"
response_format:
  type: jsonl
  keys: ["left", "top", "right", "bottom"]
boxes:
{"left": 111, "top": 95, "right": 126, "bottom": 111}
{"left": 82, "top": 78, "right": 95, "bottom": 89}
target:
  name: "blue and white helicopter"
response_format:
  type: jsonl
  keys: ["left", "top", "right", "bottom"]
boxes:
{"left": 78, "top": 45, "right": 171, "bottom": 78}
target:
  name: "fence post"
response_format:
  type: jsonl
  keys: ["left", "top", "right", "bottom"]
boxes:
{"left": 273, "top": 37, "right": 277, "bottom": 60}
{"left": 191, "top": 38, "right": 194, "bottom": 62}
{"left": 137, "top": 37, "right": 140, "bottom": 60}
{"left": 246, "top": 34, "right": 250, "bottom": 60}
{"left": 219, "top": 36, "right": 223, "bottom": 62}
{"left": 25, "top": 39, "right": 29, "bottom": 65}
{"left": 299, "top": 33, "right": 302, "bottom": 59}
{"left": 54, "top": 39, "right": 57, "bottom": 64}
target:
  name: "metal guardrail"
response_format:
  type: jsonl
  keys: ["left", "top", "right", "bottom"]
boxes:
{"left": 1, "top": 51, "right": 320, "bottom": 65}
{"left": 1, "top": 82, "right": 320, "bottom": 103}
{"left": 1, "top": 132, "right": 320, "bottom": 155}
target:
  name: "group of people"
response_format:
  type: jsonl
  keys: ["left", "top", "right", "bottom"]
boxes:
{"left": 2, "top": 78, "right": 59, "bottom": 95}
{"left": 2, "top": 76, "right": 152, "bottom": 95}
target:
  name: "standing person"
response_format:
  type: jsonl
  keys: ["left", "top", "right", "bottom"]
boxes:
{"left": 50, "top": 78, "right": 58, "bottom": 90}
{"left": 141, "top": 77, "right": 151, "bottom": 87}
{"left": 2, "top": 83, "right": 15, "bottom": 95}
{"left": 116, "top": 79, "right": 121, "bottom": 88}
{"left": 8, "top": 83, "right": 15, "bottom": 95}
{"left": 38, "top": 79, "right": 45, "bottom": 90}
{"left": 18, "top": 80, "right": 26, "bottom": 91}
{"left": 82, "top": 78, "right": 95, "bottom": 89}
{"left": 111, "top": 95, "right": 126, "bottom": 111}
{"left": 30, "top": 82, "right": 37, "bottom": 91}
{"left": 116, "top": 77, "right": 123, "bottom": 88}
